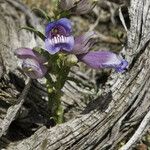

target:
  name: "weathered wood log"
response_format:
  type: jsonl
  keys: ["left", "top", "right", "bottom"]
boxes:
{"left": 0, "top": 0, "right": 150, "bottom": 149}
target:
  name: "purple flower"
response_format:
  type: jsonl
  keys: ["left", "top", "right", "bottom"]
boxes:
{"left": 45, "top": 18, "right": 74, "bottom": 54}
{"left": 71, "top": 31, "right": 95, "bottom": 55}
{"left": 15, "top": 48, "right": 48, "bottom": 79}
{"left": 77, "top": 51, "right": 128, "bottom": 72}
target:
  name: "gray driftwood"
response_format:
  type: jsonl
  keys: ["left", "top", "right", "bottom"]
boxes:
{"left": 0, "top": 0, "right": 150, "bottom": 149}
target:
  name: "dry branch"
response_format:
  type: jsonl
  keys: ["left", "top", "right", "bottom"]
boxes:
{"left": 0, "top": 79, "right": 31, "bottom": 138}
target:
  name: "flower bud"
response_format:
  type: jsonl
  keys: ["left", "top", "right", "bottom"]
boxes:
{"left": 15, "top": 48, "right": 48, "bottom": 79}
{"left": 65, "top": 54, "right": 78, "bottom": 66}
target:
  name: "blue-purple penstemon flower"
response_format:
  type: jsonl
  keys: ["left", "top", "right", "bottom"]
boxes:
{"left": 77, "top": 51, "right": 128, "bottom": 72}
{"left": 67, "top": 30, "right": 128, "bottom": 72}
{"left": 44, "top": 17, "right": 128, "bottom": 72}
{"left": 15, "top": 48, "right": 48, "bottom": 79}
{"left": 45, "top": 18, "right": 74, "bottom": 54}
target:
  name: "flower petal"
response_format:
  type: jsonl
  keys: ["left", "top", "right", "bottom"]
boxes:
{"left": 56, "top": 18, "right": 72, "bottom": 34}
{"left": 78, "top": 51, "right": 128, "bottom": 72}
{"left": 45, "top": 35, "right": 74, "bottom": 54}
{"left": 15, "top": 48, "right": 46, "bottom": 63}
{"left": 113, "top": 59, "right": 128, "bottom": 72}
{"left": 61, "top": 35, "right": 74, "bottom": 52}
{"left": 22, "top": 58, "right": 47, "bottom": 79}
{"left": 45, "top": 38, "right": 61, "bottom": 54}
{"left": 46, "top": 21, "right": 56, "bottom": 38}
{"left": 71, "top": 31, "right": 95, "bottom": 54}
{"left": 15, "top": 48, "right": 36, "bottom": 58}
{"left": 45, "top": 18, "right": 74, "bottom": 54}
{"left": 15, "top": 48, "right": 48, "bottom": 78}
{"left": 46, "top": 18, "right": 72, "bottom": 38}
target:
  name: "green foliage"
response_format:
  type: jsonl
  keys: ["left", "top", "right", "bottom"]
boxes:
{"left": 32, "top": 8, "right": 52, "bottom": 21}
{"left": 19, "top": 26, "right": 46, "bottom": 41}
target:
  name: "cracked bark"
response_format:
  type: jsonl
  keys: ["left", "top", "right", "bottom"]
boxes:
{"left": 0, "top": 0, "right": 150, "bottom": 149}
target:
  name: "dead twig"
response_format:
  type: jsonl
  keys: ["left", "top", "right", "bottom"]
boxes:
{"left": 0, "top": 78, "right": 32, "bottom": 138}
{"left": 120, "top": 109, "right": 150, "bottom": 150}
{"left": 119, "top": 7, "right": 128, "bottom": 32}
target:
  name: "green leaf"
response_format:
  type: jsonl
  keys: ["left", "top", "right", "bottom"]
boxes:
{"left": 19, "top": 26, "right": 46, "bottom": 41}
{"left": 32, "top": 8, "right": 51, "bottom": 21}
{"left": 60, "top": 10, "right": 70, "bottom": 18}
{"left": 32, "top": 47, "right": 43, "bottom": 53}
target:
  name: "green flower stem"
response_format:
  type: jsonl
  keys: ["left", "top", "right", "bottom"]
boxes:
{"left": 45, "top": 66, "right": 70, "bottom": 124}
{"left": 45, "top": 75, "right": 55, "bottom": 115}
